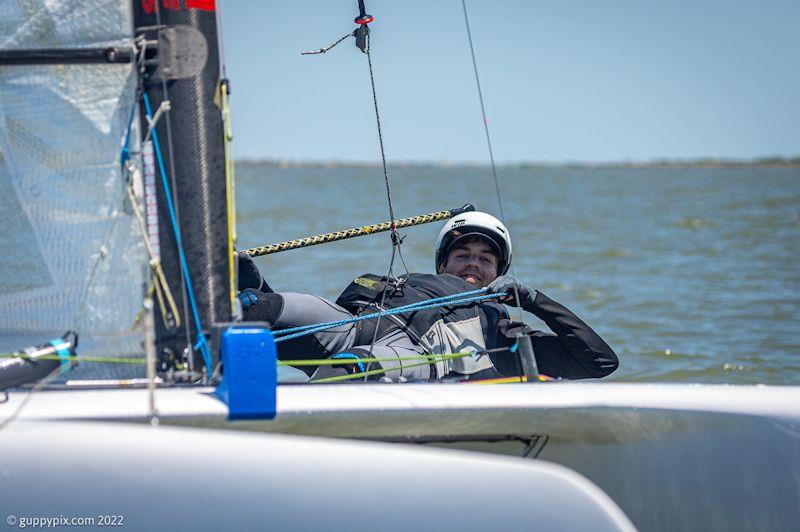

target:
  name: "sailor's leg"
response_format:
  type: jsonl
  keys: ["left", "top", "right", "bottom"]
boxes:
{"left": 363, "top": 328, "right": 431, "bottom": 380}
{"left": 309, "top": 329, "right": 432, "bottom": 382}
{"left": 274, "top": 292, "right": 357, "bottom": 352}
{"left": 241, "top": 291, "right": 357, "bottom": 371}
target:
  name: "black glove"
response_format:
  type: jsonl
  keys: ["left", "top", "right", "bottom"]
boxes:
{"left": 237, "top": 251, "right": 273, "bottom": 293}
{"left": 487, "top": 275, "right": 535, "bottom": 311}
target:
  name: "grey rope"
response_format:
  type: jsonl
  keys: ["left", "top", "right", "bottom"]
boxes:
{"left": 302, "top": 31, "right": 355, "bottom": 55}
{"left": 363, "top": 26, "right": 408, "bottom": 377}
{"left": 461, "top": 0, "right": 523, "bottom": 320}
{"left": 461, "top": 0, "right": 504, "bottom": 222}
{"left": 366, "top": 46, "right": 398, "bottom": 235}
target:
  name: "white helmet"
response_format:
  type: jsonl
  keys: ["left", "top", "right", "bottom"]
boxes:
{"left": 435, "top": 211, "right": 512, "bottom": 275}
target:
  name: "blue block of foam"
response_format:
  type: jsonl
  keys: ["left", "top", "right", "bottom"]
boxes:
{"left": 216, "top": 326, "right": 277, "bottom": 420}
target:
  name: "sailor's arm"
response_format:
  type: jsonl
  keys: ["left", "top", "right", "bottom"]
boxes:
{"left": 487, "top": 276, "right": 618, "bottom": 379}
{"left": 525, "top": 291, "right": 618, "bottom": 378}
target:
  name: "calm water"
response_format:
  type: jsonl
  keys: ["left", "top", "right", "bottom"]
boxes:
{"left": 236, "top": 164, "right": 800, "bottom": 385}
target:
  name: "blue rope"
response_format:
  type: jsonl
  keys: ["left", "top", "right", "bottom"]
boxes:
{"left": 274, "top": 291, "right": 507, "bottom": 344}
{"left": 331, "top": 353, "right": 366, "bottom": 372}
{"left": 142, "top": 93, "right": 213, "bottom": 376}
{"left": 119, "top": 100, "right": 137, "bottom": 170}
{"left": 272, "top": 287, "right": 488, "bottom": 337}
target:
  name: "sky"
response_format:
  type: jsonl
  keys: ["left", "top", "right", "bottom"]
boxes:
{"left": 219, "top": 0, "right": 800, "bottom": 164}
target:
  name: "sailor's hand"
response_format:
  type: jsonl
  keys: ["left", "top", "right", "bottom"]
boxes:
{"left": 487, "top": 275, "right": 534, "bottom": 309}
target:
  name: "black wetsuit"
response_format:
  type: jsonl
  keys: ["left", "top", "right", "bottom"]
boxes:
{"left": 482, "top": 290, "right": 618, "bottom": 380}
{"left": 240, "top": 272, "right": 618, "bottom": 381}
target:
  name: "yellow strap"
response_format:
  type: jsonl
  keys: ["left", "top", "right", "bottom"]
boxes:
{"left": 219, "top": 79, "right": 238, "bottom": 315}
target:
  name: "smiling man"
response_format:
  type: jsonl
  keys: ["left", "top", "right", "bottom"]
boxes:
{"left": 239, "top": 211, "right": 618, "bottom": 382}
{"left": 434, "top": 211, "right": 510, "bottom": 288}
{"left": 439, "top": 238, "right": 499, "bottom": 287}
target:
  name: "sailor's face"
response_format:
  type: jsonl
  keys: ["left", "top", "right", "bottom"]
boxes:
{"left": 439, "top": 240, "right": 499, "bottom": 288}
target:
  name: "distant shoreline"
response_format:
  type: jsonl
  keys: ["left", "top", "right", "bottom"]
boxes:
{"left": 235, "top": 157, "right": 800, "bottom": 170}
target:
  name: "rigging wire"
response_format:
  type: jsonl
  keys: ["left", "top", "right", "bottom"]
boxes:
{"left": 364, "top": 246, "right": 397, "bottom": 381}
{"left": 363, "top": 34, "right": 414, "bottom": 380}
{"left": 353, "top": 11, "right": 408, "bottom": 377}
{"left": 460, "top": 0, "right": 524, "bottom": 322}
{"left": 461, "top": 0, "right": 504, "bottom": 223}
{"left": 366, "top": 45, "right": 398, "bottom": 241}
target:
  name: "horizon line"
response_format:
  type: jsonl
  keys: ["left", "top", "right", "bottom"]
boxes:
{"left": 235, "top": 156, "right": 800, "bottom": 169}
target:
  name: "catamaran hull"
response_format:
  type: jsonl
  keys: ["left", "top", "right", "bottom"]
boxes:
{"left": 3, "top": 382, "right": 798, "bottom": 530}
{"left": 0, "top": 420, "right": 632, "bottom": 531}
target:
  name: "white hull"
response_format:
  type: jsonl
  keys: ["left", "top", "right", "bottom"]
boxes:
{"left": 3, "top": 382, "right": 799, "bottom": 530}
{"left": 0, "top": 421, "right": 633, "bottom": 531}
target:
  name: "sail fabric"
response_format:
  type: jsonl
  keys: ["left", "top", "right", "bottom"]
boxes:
{"left": 0, "top": 0, "right": 146, "bottom": 376}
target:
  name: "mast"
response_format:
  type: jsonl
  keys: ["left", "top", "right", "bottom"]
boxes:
{"left": 132, "top": 0, "right": 232, "bottom": 376}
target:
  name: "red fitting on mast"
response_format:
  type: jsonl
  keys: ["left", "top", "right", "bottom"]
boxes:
{"left": 355, "top": 0, "right": 373, "bottom": 25}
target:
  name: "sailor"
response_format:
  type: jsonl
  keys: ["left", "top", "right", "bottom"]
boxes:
{"left": 238, "top": 212, "right": 618, "bottom": 382}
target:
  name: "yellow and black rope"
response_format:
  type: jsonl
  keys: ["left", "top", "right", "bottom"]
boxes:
{"left": 243, "top": 204, "right": 474, "bottom": 257}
